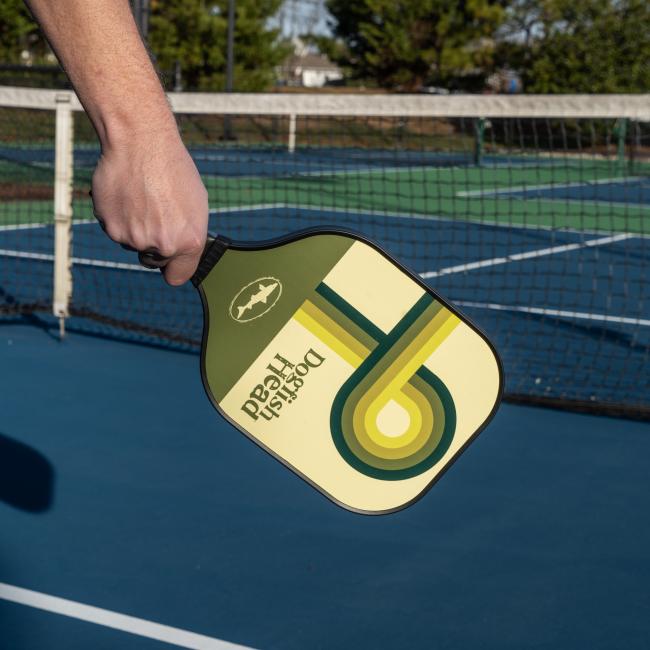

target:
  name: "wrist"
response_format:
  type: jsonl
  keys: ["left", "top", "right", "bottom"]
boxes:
{"left": 96, "top": 102, "right": 180, "bottom": 152}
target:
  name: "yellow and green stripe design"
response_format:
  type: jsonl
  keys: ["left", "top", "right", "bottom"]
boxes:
{"left": 294, "top": 283, "right": 459, "bottom": 480}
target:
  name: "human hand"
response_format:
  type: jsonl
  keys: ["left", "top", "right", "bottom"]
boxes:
{"left": 91, "top": 126, "right": 208, "bottom": 286}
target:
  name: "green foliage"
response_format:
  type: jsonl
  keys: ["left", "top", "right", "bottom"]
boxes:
{"left": 323, "top": 0, "right": 505, "bottom": 90}
{"left": 497, "top": 0, "right": 650, "bottom": 92}
{"left": 149, "top": 0, "right": 291, "bottom": 91}
{"left": 0, "top": 0, "right": 45, "bottom": 63}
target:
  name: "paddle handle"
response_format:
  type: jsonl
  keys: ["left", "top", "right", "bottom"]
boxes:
{"left": 191, "top": 235, "right": 231, "bottom": 287}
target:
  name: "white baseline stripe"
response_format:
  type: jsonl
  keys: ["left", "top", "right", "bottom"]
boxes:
{"left": 420, "top": 233, "right": 633, "bottom": 279}
{"left": 0, "top": 582, "right": 255, "bottom": 650}
{"left": 454, "top": 301, "right": 650, "bottom": 327}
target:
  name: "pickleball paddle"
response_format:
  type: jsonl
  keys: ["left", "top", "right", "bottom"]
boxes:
{"left": 190, "top": 229, "right": 503, "bottom": 514}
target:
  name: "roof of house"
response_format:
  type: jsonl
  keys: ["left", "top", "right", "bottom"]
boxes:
{"left": 282, "top": 53, "right": 341, "bottom": 72}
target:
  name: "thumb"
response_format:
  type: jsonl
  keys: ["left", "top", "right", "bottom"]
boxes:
{"left": 162, "top": 251, "right": 202, "bottom": 286}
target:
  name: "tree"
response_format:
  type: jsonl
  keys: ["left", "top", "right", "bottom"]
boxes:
{"left": 496, "top": 0, "right": 650, "bottom": 92}
{"left": 149, "top": 0, "right": 291, "bottom": 91}
{"left": 0, "top": 0, "right": 47, "bottom": 63}
{"left": 321, "top": 0, "right": 505, "bottom": 91}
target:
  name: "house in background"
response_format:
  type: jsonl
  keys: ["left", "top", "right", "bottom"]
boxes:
{"left": 277, "top": 39, "right": 343, "bottom": 87}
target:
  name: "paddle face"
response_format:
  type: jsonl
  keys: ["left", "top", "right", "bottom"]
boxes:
{"left": 194, "top": 230, "right": 502, "bottom": 514}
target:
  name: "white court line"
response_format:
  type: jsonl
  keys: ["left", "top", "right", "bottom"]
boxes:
{"left": 0, "top": 248, "right": 54, "bottom": 262}
{"left": 71, "top": 256, "right": 156, "bottom": 271}
{"left": 420, "top": 233, "right": 634, "bottom": 279}
{"left": 456, "top": 176, "right": 645, "bottom": 197}
{"left": 209, "top": 203, "right": 285, "bottom": 214}
{"left": 0, "top": 248, "right": 155, "bottom": 272}
{"left": 0, "top": 222, "right": 51, "bottom": 232}
{"left": 294, "top": 164, "right": 452, "bottom": 178}
{"left": 0, "top": 582, "right": 255, "bottom": 650}
{"left": 511, "top": 196, "right": 650, "bottom": 211}
{"left": 454, "top": 301, "right": 650, "bottom": 328}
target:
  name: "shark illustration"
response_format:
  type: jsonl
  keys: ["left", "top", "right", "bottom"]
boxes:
{"left": 237, "top": 281, "right": 280, "bottom": 319}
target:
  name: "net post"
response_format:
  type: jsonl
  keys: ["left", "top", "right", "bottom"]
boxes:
{"left": 474, "top": 118, "right": 485, "bottom": 167}
{"left": 615, "top": 118, "right": 628, "bottom": 172}
{"left": 53, "top": 92, "right": 74, "bottom": 339}
{"left": 288, "top": 113, "right": 297, "bottom": 153}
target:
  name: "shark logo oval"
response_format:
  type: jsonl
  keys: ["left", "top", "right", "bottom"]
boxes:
{"left": 229, "top": 277, "right": 283, "bottom": 323}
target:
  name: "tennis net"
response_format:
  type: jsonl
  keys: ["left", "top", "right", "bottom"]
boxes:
{"left": 1, "top": 87, "right": 649, "bottom": 418}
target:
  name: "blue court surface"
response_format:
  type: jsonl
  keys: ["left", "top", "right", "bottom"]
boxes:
{"left": 1, "top": 320, "right": 650, "bottom": 650}
{"left": 0, "top": 143, "right": 561, "bottom": 176}
{"left": 462, "top": 176, "right": 650, "bottom": 206}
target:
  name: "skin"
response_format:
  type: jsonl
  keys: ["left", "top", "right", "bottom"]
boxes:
{"left": 25, "top": 0, "right": 208, "bottom": 285}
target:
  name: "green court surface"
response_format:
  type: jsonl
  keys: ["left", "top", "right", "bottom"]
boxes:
{"left": 2, "top": 156, "right": 649, "bottom": 233}
{"left": 201, "top": 164, "right": 650, "bottom": 233}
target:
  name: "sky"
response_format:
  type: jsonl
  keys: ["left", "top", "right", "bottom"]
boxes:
{"left": 269, "top": 0, "right": 333, "bottom": 38}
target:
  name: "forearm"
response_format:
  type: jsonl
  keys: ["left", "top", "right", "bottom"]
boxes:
{"left": 25, "top": 0, "right": 207, "bottom": 285}
{"left": 25, "top": 0, "right": 177, "bottom": 147}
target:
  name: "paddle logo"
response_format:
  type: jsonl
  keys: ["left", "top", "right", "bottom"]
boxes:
{"left": 229, "top": 277, "right": 282, "bottom": 323}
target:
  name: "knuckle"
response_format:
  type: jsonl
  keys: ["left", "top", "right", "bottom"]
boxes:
{"left": 185, "top": 233, "right": 205, "bottom": 254}
{"left": 157, "top": 240, "right": 176, "bottom": 259}
{"left": 103, "top": 224, "right": 123, "bottom": 244}
{"left": 126, "top": 232, "right": 148, "bottom": 253}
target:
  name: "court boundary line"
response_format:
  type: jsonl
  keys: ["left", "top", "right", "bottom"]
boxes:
{"left": 420, "top": 233, "right": 635, "bottom": 278}
{"left": 456, "top": 176, "right": 650, "bottom": 211}
{"left": 0, "top": 248, "right": 157, "bottom": 272}
{"left": 0, "top": 222, "right": 51, "bottom": 232}
{"left": 454, "top": 300, "right": 650, "bottom": 327}
{"left": 456, "top": 176, "right": 645, "bottom": 197}
{"left": 505, "top": 197, "right": 649, "bottom": 211}
{"left": 0, "top": 582, "right": 255, "bottom": 650}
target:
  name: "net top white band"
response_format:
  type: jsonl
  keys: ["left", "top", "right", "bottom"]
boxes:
{"left": 1, "top": 85, "right": 649, "bottom": 120}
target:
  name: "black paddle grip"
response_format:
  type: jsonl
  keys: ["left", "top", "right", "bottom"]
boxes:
{"left": 191, "top": 235, "right": 231, "bottom": 287}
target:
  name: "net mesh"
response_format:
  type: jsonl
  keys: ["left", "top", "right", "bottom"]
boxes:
{"left": 1, "top": 88, "right": 649, "bottom": 418}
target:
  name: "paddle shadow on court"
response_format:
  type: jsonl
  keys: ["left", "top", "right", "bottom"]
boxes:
{"left": 0, "top": 433, "right": 55, "bottom": 513}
